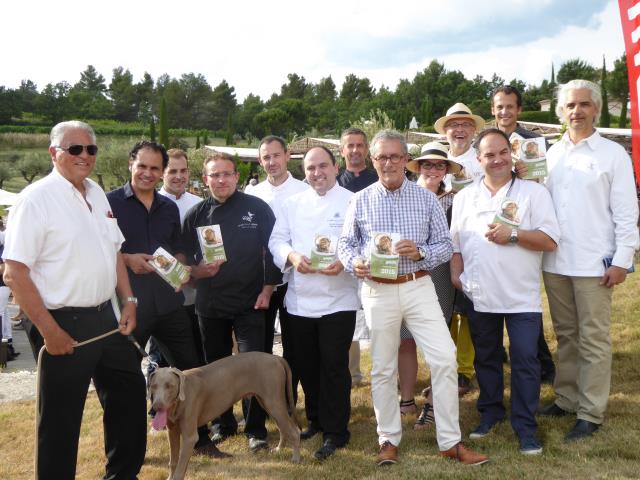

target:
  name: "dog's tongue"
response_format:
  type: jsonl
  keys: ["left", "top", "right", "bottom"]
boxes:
{"left": 152, "top": 408, "right": 168, "bottom": 431}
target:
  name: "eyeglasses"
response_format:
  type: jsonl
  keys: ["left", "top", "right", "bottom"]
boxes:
{"left": 205, "top": 172, "right": 236, "bottom": 179}
{"left": 420, "top": 162, "right": 447, "bottom": 171}
{"left": 55, "top": 144, "right": 98, "bottom": 156}
{"left": 445, "top": 121, "right": 474, "bottom": 130}
{"left": 373, "top": 154, "right": 404, "bottom": 164}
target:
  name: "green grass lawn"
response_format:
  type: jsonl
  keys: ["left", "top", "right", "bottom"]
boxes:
{"left": 1, "top": 270, "right": 639, "bottom": 479}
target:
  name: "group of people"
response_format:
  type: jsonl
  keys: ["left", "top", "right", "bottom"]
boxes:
{"left": 2, "top": 78, "right": 638, "bottom": 479}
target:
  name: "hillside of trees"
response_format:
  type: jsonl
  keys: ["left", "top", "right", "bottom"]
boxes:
{"left": 0, "top": 55, "right": 630, "bottom": 140}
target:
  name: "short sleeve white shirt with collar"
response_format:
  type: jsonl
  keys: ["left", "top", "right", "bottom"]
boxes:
{"left": 451, "top": 176, "right": 560, "bottom": 313}
{"left": 246, "top": 172, "right": 309, "bottom": 212}
{"left": 2, "top": 169, "right": 124, "bottom": 309}
{"left": 269, "top": 184, "right": 359, "bottom": 318}
{"left": 542, "top": 131, "right": 639, "bottom": 276}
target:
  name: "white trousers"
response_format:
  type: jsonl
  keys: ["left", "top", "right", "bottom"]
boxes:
{"left": 361, "top": 274, "right": 460, "bottom": 450}
{"left": 0, "top": 286, "right": 11, "bottom": 339}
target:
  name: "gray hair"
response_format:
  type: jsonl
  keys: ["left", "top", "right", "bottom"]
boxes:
{"left": 50, "top": 120, "right": 96, "bottom": 147}
{"left": 555, "top": 79, "right": 602, "bottom": 126}
{"left": 370, "top": 129, "right": 407, "bottom": 158}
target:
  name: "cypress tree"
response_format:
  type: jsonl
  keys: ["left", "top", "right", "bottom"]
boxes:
{"left": 149, "top": 117, "right": 157, "bottom": 142}
{"left": 600, "top": 55, "right": 610, "bottom": 128}
{"left": 195, "top": 135, "right": 200, "bottom": 149}
{"left": 159, "top": 96, "right": 169, "bottom": 147}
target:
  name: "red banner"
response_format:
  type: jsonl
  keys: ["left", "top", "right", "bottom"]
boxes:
{"left": 619, "top": 0, "right": 640, "bottom": 185}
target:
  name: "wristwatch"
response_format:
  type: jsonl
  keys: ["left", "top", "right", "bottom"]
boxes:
{"left": 509, "top": 229, "right": 519, "bottom": 244}
{"left": 417, "top": 246, "right": 426, "bottom": 260}
{"left": 123, "top": 296, "right": 138, "bottom": 306}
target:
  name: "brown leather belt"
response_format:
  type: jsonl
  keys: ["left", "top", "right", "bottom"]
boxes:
{"left": 371, "top": 270, "right": 429, "bottom": 284}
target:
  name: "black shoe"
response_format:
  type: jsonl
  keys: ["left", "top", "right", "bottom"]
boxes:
{"left": 314, "top": 439, "right": 344, "bottom": 460}
{"left": 538, "top": 403, "right": 571, "bottom": 417}
{"left": 211, "top": 430, "right": 236, "bottom": 445}
{"left": 300, "top": 424, "right": 322, "bottom": 440}
{"left": 540, "top": 370, "right": 555, "bottom": 385}
{"left": 248, "top": 437, "right": 268, "bottom": 453}
{"left": 565, "top": 419, "right": 600, "bottom": 442}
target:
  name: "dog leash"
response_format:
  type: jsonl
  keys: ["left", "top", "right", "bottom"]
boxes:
{"left": 33, "top": 329, "right": 149, "bottom": 479}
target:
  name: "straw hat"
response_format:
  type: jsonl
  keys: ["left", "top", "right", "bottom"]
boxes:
{"left": 406, "top": 141, "right": 463, "bottom": 175}
{"left": 434, "top": 102, "right": 485, "bottom": 134}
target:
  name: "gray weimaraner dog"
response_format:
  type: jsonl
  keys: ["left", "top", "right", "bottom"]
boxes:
{"left": 149, "top": 351, "right": 301, "bottom": 479}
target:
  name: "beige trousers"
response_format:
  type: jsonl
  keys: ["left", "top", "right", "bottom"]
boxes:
{"left": 542, "top": 272, "right": 613, "bottom": 424}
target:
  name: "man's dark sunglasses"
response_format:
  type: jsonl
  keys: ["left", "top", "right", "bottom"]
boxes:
{"left": 55, "top": 144, "right": 98, "bottom": 156}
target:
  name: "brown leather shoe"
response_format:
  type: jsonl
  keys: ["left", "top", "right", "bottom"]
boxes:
{"left": 376, "top": 441, "right": 398, "bottom": 466}
{"left": 440, "top": 443, "right": 489, "bottom": 466}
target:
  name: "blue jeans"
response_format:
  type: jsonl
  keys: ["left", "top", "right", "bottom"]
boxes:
{"left": 467, "top": 309, "right": 541, "bottom": 440}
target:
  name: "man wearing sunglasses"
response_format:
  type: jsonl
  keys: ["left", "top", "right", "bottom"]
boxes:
{"left": 2, "top": 121, "right": 146, "bottom": 479}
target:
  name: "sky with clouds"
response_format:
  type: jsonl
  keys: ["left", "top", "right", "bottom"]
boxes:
{"left": 0, "top": 0, "right": 627, "bottom": 102}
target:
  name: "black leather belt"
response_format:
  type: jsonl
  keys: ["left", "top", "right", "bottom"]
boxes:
{"left": 55, "top": 300, "right": 111, "bottom": 312}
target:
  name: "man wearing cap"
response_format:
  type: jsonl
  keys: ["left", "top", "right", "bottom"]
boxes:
{"left": 491, "top": 85, "right": 556, "bottom": 384}
{"left": 247, "top": 136, "right": 307, "bottom": 408}
{"left": 539, "top": 80, "right": 639, "bottom": 441}
{"left": 450, "top": 128, "right": 560, "bottom": 455}
{"left": 2, "top": 121, "right": 146, "bottom": 479}
{"left": 434, "top": 103, "right": 485, "bottom": 396}
{"left": 339, "top": 129, "right": 488, "bottom": 467}
{"left": 269, "top": 146, "right": 358, "bottom": 460}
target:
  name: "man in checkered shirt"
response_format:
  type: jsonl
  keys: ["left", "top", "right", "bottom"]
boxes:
{"left": 338, "top": 129, "right": 488, "bottom": 467}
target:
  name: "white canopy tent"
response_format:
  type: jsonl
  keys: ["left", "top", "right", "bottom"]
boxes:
{"left": 0, "top": 189, "right": 18, "bottom": 206}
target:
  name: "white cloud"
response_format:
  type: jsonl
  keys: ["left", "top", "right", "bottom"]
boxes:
{"left": 0, "top": 0, "right": 624, "bottom": 101}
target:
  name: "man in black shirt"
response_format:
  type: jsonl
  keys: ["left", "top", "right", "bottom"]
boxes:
{"left": 107, "top": 141, "right": 224, "bottom": 458}
{"left": 336, "top": 127, "right": 378, "bottom": 193}
{"left": 182, "top": 151, "right": 282, "bottom": 453}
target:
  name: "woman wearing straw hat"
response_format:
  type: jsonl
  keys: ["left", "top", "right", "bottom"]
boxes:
{"left": 397, "top": 141, "right": 463, "bottom": 430}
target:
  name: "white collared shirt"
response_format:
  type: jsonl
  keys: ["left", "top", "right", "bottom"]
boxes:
{"left": 444, "top": 147, "right": 483, "bottom": 191}
{"left": 269, "top": 184, "right": 359, "bottom": 317}
{"left": 451, "top": 177, "right": 560, "bottom": 313}
{"left": 2, "top": 169, "right": 124, "bottom": 309}
{"left": 542, "top": 131, "right": 639, "bottom": 276}
{"left": 246, "top": 172, "right": 309, "bottom": 212}
{"left": 159, "top": 188, "right": 202, "bottom": 305}
{"left": 158, "top": 188, "right": 202, "bottom": 223}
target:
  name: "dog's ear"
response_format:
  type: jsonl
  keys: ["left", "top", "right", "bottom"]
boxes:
{"left": 171, "top": 368, "right": 186, "bottom": 402}
{"left": 147, "top": 370, "right": 156, "bottom": 398}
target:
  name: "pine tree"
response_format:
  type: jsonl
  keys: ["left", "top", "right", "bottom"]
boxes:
{"left": 159, "top": 96, "right": 169, "bottom": 146}
{"left": 225, "top": 113, "right": 234, "bottom": 145}
{"left": 600, "top": 55, "right": 610, "bottom": 128}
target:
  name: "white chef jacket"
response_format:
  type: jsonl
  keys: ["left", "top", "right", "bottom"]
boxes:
{"left": 269, "top": 184, "right": 359, "bottom": 317}
{"left": 451, "top": 176, "right": 560, "bottom": 313}
{"left": 3, "top": 169, "right": 124, "bottom": 309}
{"left": 542, "top": 131, "right": 639, "bottom": 276}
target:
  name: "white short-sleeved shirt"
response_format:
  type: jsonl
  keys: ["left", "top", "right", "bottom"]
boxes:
{"left": 542, "top": 131, "right": 639, "bottom": 276}
{"left": 247, "top": 172, "right": 309, "bottom": 211}
{"left": 269, "top": 184, "right": 359, "bottom": 317}
{"left": 451, "top": 177, "right": 560, "bottom": 313}
{"left": 444, "top": 147, "right": 483, "bottom": 191}
{"left": 2, "top": 169, "right": 124, "bottom": 309}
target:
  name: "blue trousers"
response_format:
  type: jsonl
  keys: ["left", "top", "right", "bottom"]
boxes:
{"left": 467, "top": 309, "right": 541, "bottom": 440}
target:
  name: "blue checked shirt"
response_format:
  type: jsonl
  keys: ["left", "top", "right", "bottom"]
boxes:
{"left": 338, "top": 179, "right": 452, "bottom": 275}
